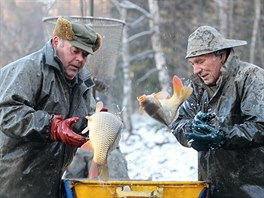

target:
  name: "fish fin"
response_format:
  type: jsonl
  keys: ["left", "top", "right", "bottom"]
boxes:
{"left": 81, "top": 116, "right": 91, "bottom": 134}
{"left": 89, "top": 161, "right": 100, "bottom": 179}
{"left": 81, "top": 140, "right": 93, "bottom": 150}
{"left": 99, "top": 165, "right": 109, "bottom": 181}
{"left": 95, "top": 101, "right": 104, "bottom": 112}
{"left": 81, "top": 126, "right": 89, "bottom": 134}
{"left": 154, "top": 91, "right": 170, "bottom": 99}
{"left": 182, "top": 87, "right": 193, "bottom": 101}
{"left": 138, "top": 106, "right": 145, "bottom": 113}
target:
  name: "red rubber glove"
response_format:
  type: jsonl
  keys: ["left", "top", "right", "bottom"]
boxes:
{"left": 100, "top": 107, "right": 108, "bottom": 112}
{"left": 50, "top": 115, "right": 88, "bottom": 147}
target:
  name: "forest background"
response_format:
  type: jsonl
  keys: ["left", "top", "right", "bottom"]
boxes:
{"left": 0, "top": 0, "right": 263, "bottom": 133}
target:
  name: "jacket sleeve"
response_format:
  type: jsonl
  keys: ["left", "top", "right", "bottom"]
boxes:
{"left": 222, "top": 66, "right": 264, "bottom": 149}
{"left": 0, "top": 58, "right": 52, "bottom": 142}
{"left": 170, "top": 83, "right": 200, "bottom": 147}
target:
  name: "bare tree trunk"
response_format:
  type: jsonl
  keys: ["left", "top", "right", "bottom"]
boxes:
{"left": 148, "top": 0, "right": 170, "bottom": 92}
{"left": 120, "top": 6, "right": 133, "bottom": 133}
{"left": 215, "top": 0, "right": 228, "bottom": 36}
{"left": 228, "top": 0, "right": 234, "bottom": 38}
{"left": 250, "top": 0, "right": 261, "bottom": 63}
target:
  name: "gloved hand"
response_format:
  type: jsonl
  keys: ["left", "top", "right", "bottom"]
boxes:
{"left": 50, "top": 115, "right": 88, "bottom": 147}
{"left": 185, "top": 112, "right": 226, "bottom": 151}
{"left": 100, "top": 107, "right": 108, "bottom": 112}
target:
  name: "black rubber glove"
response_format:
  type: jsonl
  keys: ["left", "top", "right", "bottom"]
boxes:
{"left": 72, "top": 116, "right": 89, "bottom": 134}
{"left": 185, "top": 112, "right": 226, "bottom": 151}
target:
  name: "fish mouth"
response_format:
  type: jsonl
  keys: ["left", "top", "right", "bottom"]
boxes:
{"left": 137, "top": 95, "right": 147, "bottom": 103}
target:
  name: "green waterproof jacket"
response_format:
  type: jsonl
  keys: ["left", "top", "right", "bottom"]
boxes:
{"left": 0, "top": 40, "right": 96, "bottom": 198}
{"left": 171, "top": 51, "right": 264, "bottom": 198}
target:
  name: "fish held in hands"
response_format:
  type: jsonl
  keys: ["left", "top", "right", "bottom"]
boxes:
{"left": 137, "top": 75, "right": 193, "bottom": 126}
{"left": 81, "top": 101, "right": 123, "bottom": 181}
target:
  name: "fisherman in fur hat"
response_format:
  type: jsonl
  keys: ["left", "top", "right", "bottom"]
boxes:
{"left": 0, "top": 17, "right": 103, "bottom": 198}
{"left": 170, "top": 26, "right": 264, "bottom": 197}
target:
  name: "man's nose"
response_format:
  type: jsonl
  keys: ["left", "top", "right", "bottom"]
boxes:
{"left": 76, "top": 53, "right": 86, "bottom": 63}
{"left": 193, "top": 64, "right": 202, "bottom": 75}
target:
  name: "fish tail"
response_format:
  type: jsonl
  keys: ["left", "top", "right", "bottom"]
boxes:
{"left": 99, "top": 165, "right": 109, "bottom": 181}
{"left": 172, "top": 75, "right": 193, "bottom": 102}
{"left": 172, "top": 75, "right": 184, "bottom": 96}
{"left": 95, "top": 101, "right": 104, "bottom": 112}
{"left": 89, "top": 160, "right": 100, "bottom": 179}
{"left": 181, "top": 87, "right": 193, "bottom": 101}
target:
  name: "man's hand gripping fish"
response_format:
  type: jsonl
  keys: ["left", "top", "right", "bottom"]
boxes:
{"left": 81, "top": 101, "right": 123, "bottom": 181}
{"left": 137, "top": 75, "right": 193, "bottom": 126}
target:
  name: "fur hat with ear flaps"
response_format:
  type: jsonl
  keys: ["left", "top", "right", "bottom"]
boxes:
{"left": 53, "top": 17, "right": 102, "bottom": 54}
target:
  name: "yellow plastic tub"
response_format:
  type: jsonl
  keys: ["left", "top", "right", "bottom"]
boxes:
{"left": 64, "top": 179, "right": 210, "bottom": 198}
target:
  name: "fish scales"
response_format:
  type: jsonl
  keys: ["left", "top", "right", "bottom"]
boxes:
{"left": 81, "top": 101, "right": 123, "bottom": 180}
{"left": 89, "top": 112, "right": 122, "bottom": 165}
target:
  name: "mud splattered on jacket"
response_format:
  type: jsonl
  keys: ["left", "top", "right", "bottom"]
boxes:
{"left": 0, "top": 40, "right": 96, "bottom": 198}
{"left": 171, "top": 51, "right": 264, "bottom": 198}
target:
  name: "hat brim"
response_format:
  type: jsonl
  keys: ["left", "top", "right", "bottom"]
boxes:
{"left": 69, "top": 40, "right": 94, "bottom": 55}
{"left": 186, "top": 39, "right": 247, "bottom": 58}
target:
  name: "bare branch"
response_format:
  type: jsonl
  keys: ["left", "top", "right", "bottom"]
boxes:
{"left": 137, "top": 68, "right": 159, "bottom": 84}
{"left": 125, "top": 30, "right": 153, "bottom": 43}
{"left": 128, "top": 16, "right": 146, "bottom": 28}
{"left": 129, "top": 50, "right": 154, "bottom": 62}
{"left": 120, "top": 0, "right": 151, "bottom": 18}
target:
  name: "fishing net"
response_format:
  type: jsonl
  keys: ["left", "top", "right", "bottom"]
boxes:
{"left": 42, "top": 16, "right": 125, "bottom": 91}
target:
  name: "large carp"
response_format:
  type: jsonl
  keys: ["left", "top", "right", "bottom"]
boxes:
{"left": 137, "top": 75, "right": 193, "bottom": 126}
{"left": 81, "top": 101, "right": 123, "bottom": 181}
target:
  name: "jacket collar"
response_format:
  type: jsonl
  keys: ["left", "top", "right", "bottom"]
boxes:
{"left": 44, "top": 40, "right": 61, "bottom": 71}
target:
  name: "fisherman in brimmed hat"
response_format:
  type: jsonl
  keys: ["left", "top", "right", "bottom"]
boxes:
{"left": 170, "top": 26, "right": 264, "bottom": 197}
{"left": 0, "top": 17, "right": 103, "bottom": 198}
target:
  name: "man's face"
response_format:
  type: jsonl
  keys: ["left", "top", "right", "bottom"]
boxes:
{"left": 54, "top": 37, "right": 89, "bottom": 80}
{"left": 188, "top": 53, "right": 223, "bottom": 85}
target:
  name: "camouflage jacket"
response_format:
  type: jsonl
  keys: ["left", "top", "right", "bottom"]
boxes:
{"left": 0, "top": 40, "right": 96, "bottom": 198}
{"left": 171, "top": 51, "right": 264, "bottom": 198}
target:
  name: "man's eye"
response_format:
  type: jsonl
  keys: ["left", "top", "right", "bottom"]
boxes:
{"left": 82, "top": 52, "right": 89, "bottom": 57}
{"left": 73, "top": 49, "right": 80, "bottom": 54}
{"left": 70, "top": 48, "right": 77, "bottom": 54}
{"left": 197, "top": 60, "right": 205, "bottom": 64}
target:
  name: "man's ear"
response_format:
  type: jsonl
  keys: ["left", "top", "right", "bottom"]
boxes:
{"left": 221, "top": 52, "right": 227, "bottom": 64}
{"left": 52, "top": 36, "right": 59, "bottom": 47}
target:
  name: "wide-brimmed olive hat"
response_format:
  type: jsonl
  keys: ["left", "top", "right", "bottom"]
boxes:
{"left": 53, "top": 17, "right": 102, "bottom": 54}
{"left": 186, "top": 26, "right": 247, "bottom": 58}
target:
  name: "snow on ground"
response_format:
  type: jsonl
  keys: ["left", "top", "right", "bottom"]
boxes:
{"left": 119, "top": 113, "right": 198, "bottom": 181}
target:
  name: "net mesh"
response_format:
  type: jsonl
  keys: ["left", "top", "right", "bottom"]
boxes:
{"left": 42, "top": 16, "right": 125, "bottom": 87}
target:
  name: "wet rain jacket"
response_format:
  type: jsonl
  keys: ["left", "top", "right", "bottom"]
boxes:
{"left": 0, "top": 40, "right": 96, "bottom": 198}
{"left": 171, "top": 51, "right": 264, "bottom": 198}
